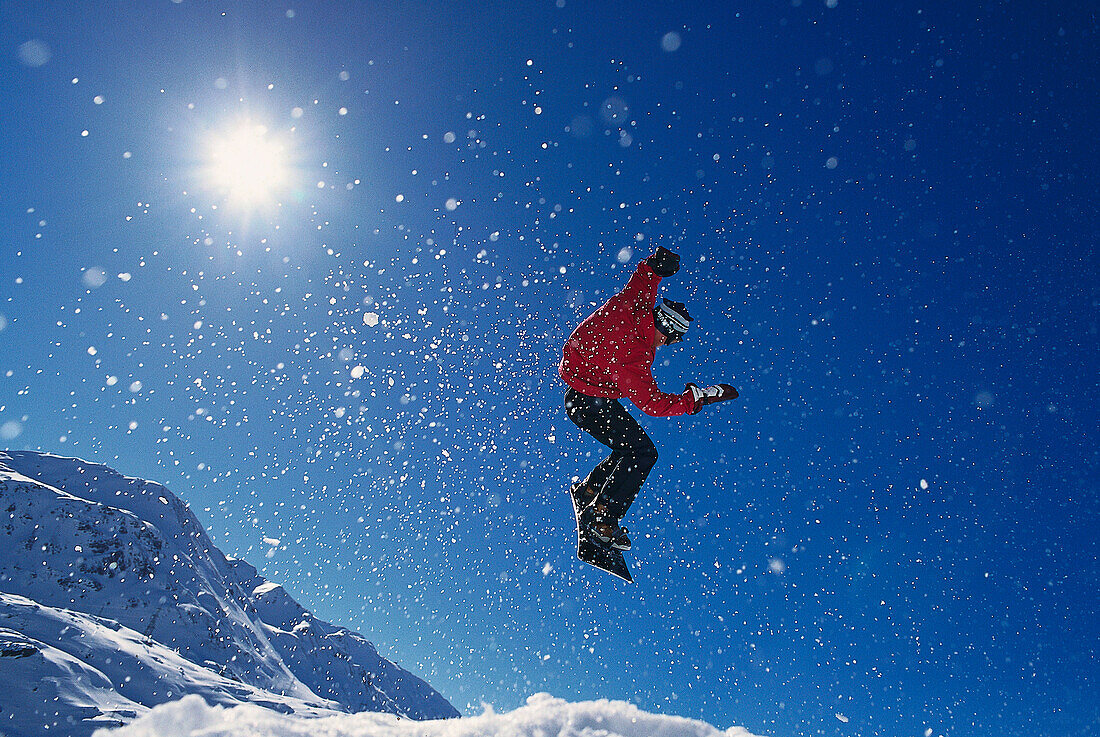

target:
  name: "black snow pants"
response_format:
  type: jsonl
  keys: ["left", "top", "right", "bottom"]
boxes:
{"left": 564, "top": 387, "right": 659, "bottom": 521}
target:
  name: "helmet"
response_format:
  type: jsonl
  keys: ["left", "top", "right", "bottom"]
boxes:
{"left": 653, "top": 298, "right": 692, "bottom": 343}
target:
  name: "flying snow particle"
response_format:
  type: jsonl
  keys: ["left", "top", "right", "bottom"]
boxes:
{"left": 0, "top": 421, "right": 22, "bottom": 440}
{"left": 920, "top": 479, "right": 929, "bottom": 490}
{"left": 129, "top": 380, "right": 143, "bottom": 393}
{"left": 825, "top": 156, "right": 839, "bottom": 169}
{"left": 661, "top": 32, "right": 682, "bottom": 52}
{"left": 599, "top": 96, "right": 629, "bottom": 124}
{"left": 350, "top": 366, "right": 365, "bottom": 379}
{"left": 0, "top": 314, "right": 6, "bottom": 332}
{"left": 768, "top": 557, "right": 786, "bottom": 574}
{"left": 836, "top": 713, "right": 849, "bottom": 723}
{"left": 617, "top": 247, "right": 634, "bottom": 263}
{"left": 445, "top": 198, "right": 459, "bottom": 211}
{"left": 82, "top": 267, "right": 108, "bottom": 289}
{"left": 17, "top": 40, "right": 51, "bottom": 67}
{"left": 542, "top": 562, "right": 554, "bottom": 576}
{"left": 363, "top": 312, "right": 379, "bottom": 327}
{"left": 443, "top": 131, "right": 456, "bottom": 144}
{"left": 118, "top": 272, "right": 132, "bottom": 282}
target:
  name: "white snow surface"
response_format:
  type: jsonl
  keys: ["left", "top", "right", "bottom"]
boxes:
{"left": 0, "top": 451, "right": 457, "bottom": 737}
{"left": 98, "top": 692, "right": 762, "bottom": 737}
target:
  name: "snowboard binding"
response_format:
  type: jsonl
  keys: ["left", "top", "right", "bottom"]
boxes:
{"left": 589, "top": 517, "right": 631, "bottom": 551}
{"left": 570, "top": 481, "right": 633, "bottom": 560}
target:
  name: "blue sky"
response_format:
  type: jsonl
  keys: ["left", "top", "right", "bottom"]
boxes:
{"left": 1, "top": 1, "right": 1097, "bottom": 735}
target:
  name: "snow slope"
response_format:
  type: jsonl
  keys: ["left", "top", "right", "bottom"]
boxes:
{"left": 99, "top": 692, "right": 762, "bottom": 737}
{"left": 0, "top": 451, "right": 458, "bottom": 736}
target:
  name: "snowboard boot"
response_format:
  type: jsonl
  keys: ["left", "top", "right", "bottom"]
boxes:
{"left": 588, "top": 502, "right": 631, "bottom": 551}
{"left": 590, "top": 518, "right": 631, "bottom": 551}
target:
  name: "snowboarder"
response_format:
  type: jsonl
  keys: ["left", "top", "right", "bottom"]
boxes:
{"left": 560, "top": 246, "right": 738, "bottom": 551}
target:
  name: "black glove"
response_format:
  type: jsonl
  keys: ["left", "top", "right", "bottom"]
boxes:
{"left": 687, "top": 383, "right": 738, "bottom": 413}
{"left": 646, "top": 246, "right": 680, "bottom": 278}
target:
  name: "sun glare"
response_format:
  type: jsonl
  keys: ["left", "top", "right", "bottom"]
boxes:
{"left": 203, "top": 122, "right": 290, "bottom": 207}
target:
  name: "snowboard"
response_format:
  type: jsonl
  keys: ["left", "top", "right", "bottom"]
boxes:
{"left": 569, "top": 484, "right": 633, "bottom": 583}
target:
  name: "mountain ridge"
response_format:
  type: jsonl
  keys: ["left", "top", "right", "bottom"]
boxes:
{"left": 0, "top": 450, "right": 458, "bottom": 736}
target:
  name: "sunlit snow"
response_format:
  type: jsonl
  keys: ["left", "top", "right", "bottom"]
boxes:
{"left": 99, "top": 693, "right": 760, "bottom": 737}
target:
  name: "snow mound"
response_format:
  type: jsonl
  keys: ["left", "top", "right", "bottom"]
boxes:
{"left": 97, "top": 692, "right": 762, "bottom": 737}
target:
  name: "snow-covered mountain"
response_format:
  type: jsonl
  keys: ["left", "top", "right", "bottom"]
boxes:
{"left": 0, "top": 451, "right": 458, "bottom": 736}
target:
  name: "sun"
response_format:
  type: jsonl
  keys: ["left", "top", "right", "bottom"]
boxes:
{"left": 203, "top": 122, "right": 290, "bottom": 208}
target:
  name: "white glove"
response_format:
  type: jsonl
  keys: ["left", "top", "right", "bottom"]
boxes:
{"left": 687, "top": 383, "right": 739, "bottom": 413}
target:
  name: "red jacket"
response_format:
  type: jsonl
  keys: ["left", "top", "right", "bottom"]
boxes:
{"left": 560, "top": 260, "right": 696, "bottom": 417}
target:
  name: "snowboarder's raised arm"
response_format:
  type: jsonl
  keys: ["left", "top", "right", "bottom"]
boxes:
{"left": 617, "top": 246, "right": 681, "bottom": 306}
